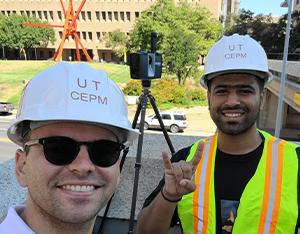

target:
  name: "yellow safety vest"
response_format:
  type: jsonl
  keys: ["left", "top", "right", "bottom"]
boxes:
{"left": 177, "top": 130, "right": 299, "bottom": 234}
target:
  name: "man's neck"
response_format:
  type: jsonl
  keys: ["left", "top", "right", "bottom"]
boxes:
{"left": 21, "top": 200, "right": 95, "bottom": 234}
{"left": 217, "top": 125, "right": 262, "bottom": 155}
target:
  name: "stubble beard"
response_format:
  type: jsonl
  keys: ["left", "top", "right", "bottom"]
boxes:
{"left": 211, "top": 106, "right": 260, "bottom": 136}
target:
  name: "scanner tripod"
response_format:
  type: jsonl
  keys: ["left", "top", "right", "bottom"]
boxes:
{"left": 95, "top": 80, "right": 175, "bottom": 234}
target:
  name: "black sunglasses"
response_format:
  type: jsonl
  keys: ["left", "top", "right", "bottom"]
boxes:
{"left": 24, "top": 136, "right": 125, "bottom": 167}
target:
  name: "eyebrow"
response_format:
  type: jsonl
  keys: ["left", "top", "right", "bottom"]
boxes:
{"left": 213, "top": 84, "right": 256, "bottom": 90}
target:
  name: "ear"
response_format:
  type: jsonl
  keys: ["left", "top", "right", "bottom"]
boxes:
{"left": 260, "top": 89, "right": 266, "bottom": 110}
{"left": 15, "top": 149, "right": 28, "bottom": 187}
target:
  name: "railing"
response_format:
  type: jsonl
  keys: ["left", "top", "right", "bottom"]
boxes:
{"left": 268, "top": 53, "right": 300, "bottom": 61}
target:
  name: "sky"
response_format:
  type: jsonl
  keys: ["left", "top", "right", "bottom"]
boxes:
{"left": 239, "top": 0, "right": 289, "bottom": 16}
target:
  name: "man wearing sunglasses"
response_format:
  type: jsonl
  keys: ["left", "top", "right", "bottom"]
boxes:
{"left": 0, "top": 62, "right": 139, "bottom": 234}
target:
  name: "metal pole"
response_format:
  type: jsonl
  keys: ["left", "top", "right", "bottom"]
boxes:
{"left": 274, "top": 0, "right": 293, "bottom": 138}
{"left": 222, "top": 0, "right": 228, "bottom": 31}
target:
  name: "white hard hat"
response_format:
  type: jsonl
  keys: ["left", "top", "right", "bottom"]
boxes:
{"left": 200, "top": 34, "right": 273, "bottom": 89}
{"left": 7, "top": 62, "right": 139, "bottom": 146}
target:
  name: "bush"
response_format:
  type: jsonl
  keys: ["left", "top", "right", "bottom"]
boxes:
{"left": 189, "top": 89, "right": 207, "bottom": 101}
{"left": 122, "top": 80, "right": 142, "bottom": 96}
{"left": 122, "top": 78, "right": 208, "bottom": 107}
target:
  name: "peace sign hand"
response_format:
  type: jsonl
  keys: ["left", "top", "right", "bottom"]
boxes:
{"left": 161, "top": 142, "right": 204, "bottom": 202}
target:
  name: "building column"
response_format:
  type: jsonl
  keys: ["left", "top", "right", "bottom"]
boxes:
{"left": 93, "top": 48, "right": 99, "bottom": 61}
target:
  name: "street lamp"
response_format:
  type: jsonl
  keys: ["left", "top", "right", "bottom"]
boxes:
{"left": 274, "top": 0, "right": 293, "bottom": 137}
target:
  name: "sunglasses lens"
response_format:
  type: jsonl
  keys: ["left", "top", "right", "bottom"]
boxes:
{"left": 43, "top": 137, "right": 78, "bottom": 165}
{"left": 89, "top": 140, "right": 122, "bottom": 167}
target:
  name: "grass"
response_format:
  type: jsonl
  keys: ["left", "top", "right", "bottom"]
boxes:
{"left": 0, "top": 60, "right": 130, "bottom": 106}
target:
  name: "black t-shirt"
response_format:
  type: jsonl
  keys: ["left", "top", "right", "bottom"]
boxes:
{"left": 142, "top": 136, "right": 300, "bottom": 233}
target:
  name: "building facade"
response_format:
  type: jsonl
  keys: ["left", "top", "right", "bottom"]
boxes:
{"left": 0, "top": 0, "right": 238, "bottom": 61}
{"left": 295, "top": 0, "right": 300, "bottom": 11}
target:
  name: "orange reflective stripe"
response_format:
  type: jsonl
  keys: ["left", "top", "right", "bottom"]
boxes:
{"left": 202, "top": 134, "right": 217, "bottom": 234}
{"left": 269, "top": 140, "right": 285, "bottom": 234}
{"left": 258, "top": 137, "right": 286, "bottom": 234}
{"left": 258, "top": 136, "right": 276, "bottom": 233}
{"left": 193, "top": 141, "right": 206, "bottom": 234}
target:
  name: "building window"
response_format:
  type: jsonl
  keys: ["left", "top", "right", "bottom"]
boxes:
{"left": 81, "top": 11, "right": 86, "bottom": 21}
{"left": 96, "top": 32, "right": 101, "bottom": 41}
{"left": 49, "top": 11, "right": 54, "bottom": 20}
{"left": 87, "top": 11, "right": 91, "bottom": 21}
{"left": 26, "top": 11, "right": 30, "bottom": 17}
{"left": 40, "top": 51, "right": 44, "bottom": 59}
{"left": 31, "top": 11, "right": 36, "bottom": 17}
{"left": 126, "top": 11, "right": 130, "bottom": 21}
{"left": 57, "top": 11, "right": 62, "bottom": 20}
{"left": 82, "top": 31, "right": 87, "bottom": 40}
{"left": 6, "top": 11, "right": 11, "bottom": 16}
{"left": 135, "top": 12, "right": 139, "bottom": 18}
{"left": 77, "top": 32, "right": 80, "bottom": 39}
{"left": 108, "top": 11, "right": 112, "bottom": 21}
{"left": 101, "top": 11, "right": 106, "bottom": 21}
{"left": 120, "top": 11, "right": 124, "bottom": 21}
{"left": 37, "top": 11, "right": 42, "bottom": 19}
{"left": 114, "top": 11, "right": 118, "bottom": 21}
{"left": 43, "top": 11, "right": 47, "bottom": 19}
{"left": 20, "top": 11, "right": 25, "bottom": 16}
{"left": 88, "top": 32, "right": 92, "bottom": 41}
{"left": 96, "top": 11, "right": 100, "bottom": 21}
{"left": 59, "top": 31, "right": 62, "bottom": 39}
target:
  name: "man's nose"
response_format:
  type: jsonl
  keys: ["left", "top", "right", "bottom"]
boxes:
{"left": 67, "top": 146, "right": 96, "bottom": 175}
{"left": 225, "top": 91, "right": 240, "bottom": 106}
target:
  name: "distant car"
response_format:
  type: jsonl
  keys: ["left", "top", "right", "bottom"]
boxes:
{"left": 0, "top": 102, "right": 14, "bottom": 114}
{"left": 136, "top": 111, "right": 187, "bottom": 133}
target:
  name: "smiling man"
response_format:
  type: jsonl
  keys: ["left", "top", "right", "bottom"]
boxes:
{"left": 137, "top": 34, "right": 300, "bottom": 234}
{"left": 0, "top": 62, "right": 139, "bottom": 234}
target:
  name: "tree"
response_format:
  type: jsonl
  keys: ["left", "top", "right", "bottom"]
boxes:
{"left": 0, "top": 13, "right": 55, "bottom": 59}
{"left": 129, "top": 0, "right": 222, "bottom": 84}
{"left": 105, "top": 30, "right": 127, "bottom": 63}
{"left": 225, "top": 9, "right": 300, "bottom": 54}
{"left": 163, "top": 28, "right": 200, "bottom": 85}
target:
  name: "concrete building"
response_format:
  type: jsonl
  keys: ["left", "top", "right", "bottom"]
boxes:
{"left": 0, "top": 0, "right": 239, "bottom": 61}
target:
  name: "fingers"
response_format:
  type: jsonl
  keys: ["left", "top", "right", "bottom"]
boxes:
{"left": 179, "top": 179, "right": 196, "bottom": 192}
{"left": 191, "top": 141, "right": 204, "bottom": 170}
{"left": 162, "top": 151, "right": 173, "bottom": 171}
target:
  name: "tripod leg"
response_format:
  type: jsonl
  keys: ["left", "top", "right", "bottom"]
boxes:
{"left": 132, "top": 99, "right": 142, "bottom": 129}
{"left": 128, "top": 93, "right": 148, "bottom": 234}
{"left": 96, "top": 147, "right": 130, "bottom": 234}
{"left": 148, "top": 94, "right": 176, "bottom": 155}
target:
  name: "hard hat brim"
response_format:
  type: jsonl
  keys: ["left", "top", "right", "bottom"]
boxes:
{"left": 7, "top": 118, "right": 140, "bottom": 147}
{"left": 200, "top": 69, "right": 273, "bottom": 89}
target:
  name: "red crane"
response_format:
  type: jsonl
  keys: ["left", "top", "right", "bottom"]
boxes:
{"left": 22, "top": 0, "right": 92, "bottom": 62}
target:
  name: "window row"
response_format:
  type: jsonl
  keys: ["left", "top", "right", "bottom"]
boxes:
{"left": 0, "top": 10, "right": 140, "bottom": 22}
{"left": 58, "top": 31, "right": 128, "bottom": 41}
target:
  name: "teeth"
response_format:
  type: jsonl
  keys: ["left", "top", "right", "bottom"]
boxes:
{"left": 62, "top": 185, "right": 95, "bottom": 192}
{"left": 224, "top": 113, "right": 241, "bottom": 117}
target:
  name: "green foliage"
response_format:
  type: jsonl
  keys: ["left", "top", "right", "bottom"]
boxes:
{"left": 0, "top": 13, "right": 55, "bottom": 58}
{"left": 122, "top": 80, "right": 142, "bottom": 96}
{"left": 151, "top": 79, "right": 186, "bottom": 105}
{"left": 105, "top": 30, "right": 127, "bottom": 62}
{"left": 0, "top": 61, "right": 131, "bottom": 106}
{"left": 129, "top": 0, "right": 222, "bottom": 84}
